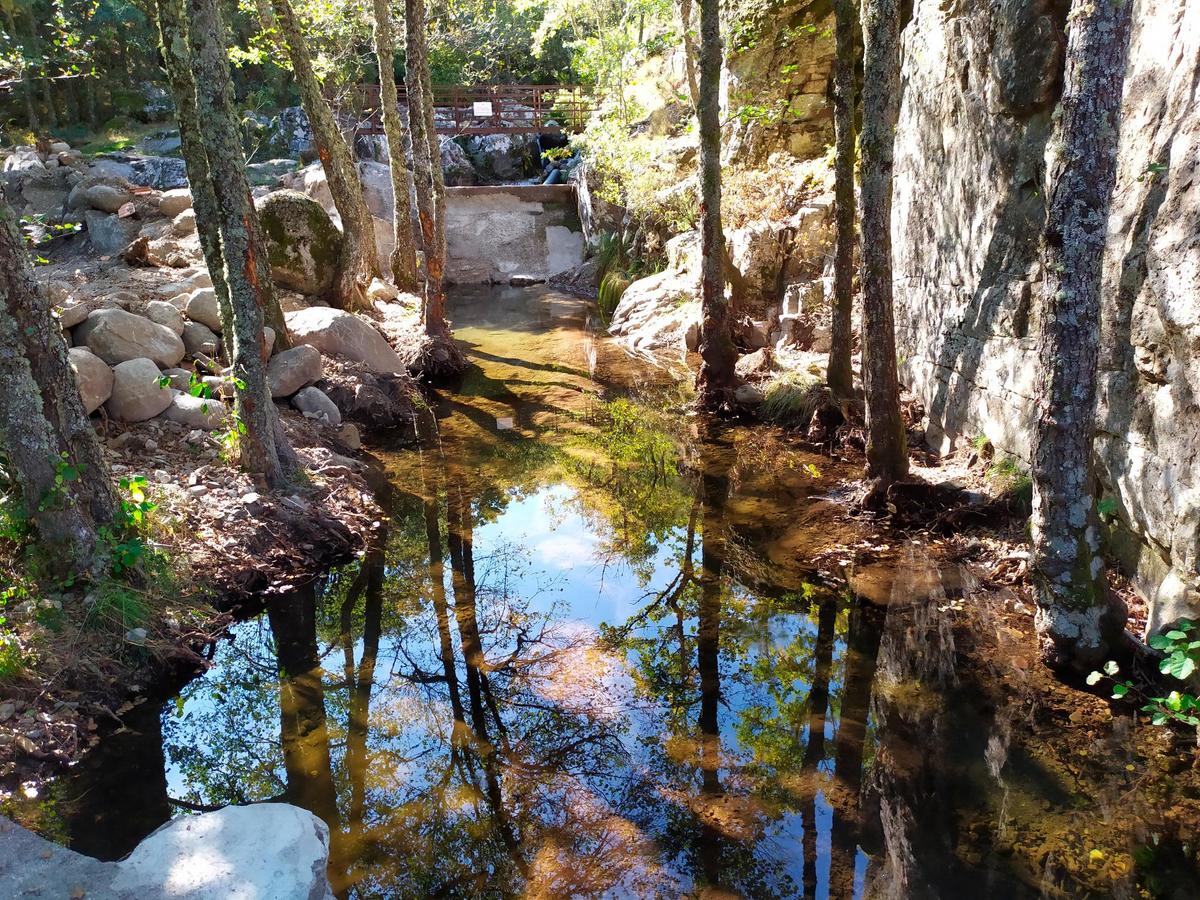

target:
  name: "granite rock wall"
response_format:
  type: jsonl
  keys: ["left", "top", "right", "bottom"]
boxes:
{"left": 892, "top": 0, "right": 1200, "bottom": 628}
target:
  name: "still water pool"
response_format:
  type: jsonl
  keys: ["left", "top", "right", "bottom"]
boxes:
{"left": 48, "top": 286, "right": 1200, "bottom": 897}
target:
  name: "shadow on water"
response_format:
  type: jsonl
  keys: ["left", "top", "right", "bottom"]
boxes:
{"left": 35, "top": 285, "right": 1200, "bottom": 897}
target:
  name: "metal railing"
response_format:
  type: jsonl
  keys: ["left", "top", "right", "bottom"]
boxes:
{"left": 353, "top": 84, "right": 593, "bottom": 137}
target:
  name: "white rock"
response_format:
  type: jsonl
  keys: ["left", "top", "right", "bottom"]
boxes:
{"left": 171, "top": 208, "right": 197, "bottom": 237}
{"left": 285, "top": 307, "right": 404, "bottom": 374}
{"left": 83, "top": 183, "right": 132, "bottom": 214}
{"left": 184, "top": 287, "right": 223, "bottom": 332}
{"left": 68, "top": 347, "right": 114, "bottom": 415}
{"left": 263, "top": 326, "right": 276, "bottom": 358}
{"left": 105, "top": 359, "right": 175, "bottom": 422}
{"left": 145, "top": 299, "right": 185, "bottom": 335}
{"left": 267, "top": 344, "right": 323, "bottom": 398}
{"left": 158, "top": 187, "right": 192, "bottom": 218}
{"left": 292, "top": 386, "right": 342, "bottom": 425}
{"left": 75, "top": 308, "right": 186, "bottom": 368}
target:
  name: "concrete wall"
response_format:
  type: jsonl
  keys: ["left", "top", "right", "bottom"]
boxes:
{"left": 444, "top": 185, "right": 586, "bottom": 284}
{"left": 892, "top": 0, "right": 1200, "bottom": 630}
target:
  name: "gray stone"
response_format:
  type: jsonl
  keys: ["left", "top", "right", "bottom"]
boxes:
{"left": 162, "top": 367, "right": 193, "bottom": 391}
{"left": 292, "top": 386, "right": 342, "bottom": 425}
{"left": 608, "top": 269, "right": 701, "bottom": 355}
{"left": 184, "top": 287, "right": 223, "bottom": 332}
{"left": 464, "top": 133, "right": 540, "bottom": 181}
{"left": 182, "top": 321, "right": 220, "bottom": 358}
{"left": 105, "top": 358, "right": 174, "bottom": 422}
{"left": 267, "top": 344, "right": 323, "bottom": 398}
{"left": 163, "top": 392, "right": 228, "bottom": 430}
{"left": 266, "top": 106, "right": 315, "bottom": 159}
{"left": 84, "top": 209, "right": 139, "bottom": 255}
{"left": 3, "top": 147, "right": 46, "bottom": 176}
{"left": 246, "top": 158, "right": 299, "bottom": 186}
{"left": 255, "top": 190, "right": 343, "bottom": 296}
{"left": 145, "top": 300, "right": 185, "bottom": 335}
{"left": 56, "top": 300, "right": 91, "bottom": 330}
{"left": 286, "top": 307, "right": 404, "bottom": 374}
{"left": 0, "top": 804, "right": 334, "bottom": 900}
{"left": 68, "top": 347, "right": 114, "bottom": 414}
{"left": 441, "top": 138, "right": 478, "bottom": 186}
{"left": 129, "top": 155, "right": 188, "bottom": 190}
{"left": 83, "top": 183, "right": 132, "bottom": 213}
{"left": 76, "top": 308, "right": 186, "bottom": 368}
{"left": 170, "top": 208, "right": 197, "bottom": 236}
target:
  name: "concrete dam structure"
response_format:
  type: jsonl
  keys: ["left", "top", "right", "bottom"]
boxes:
{"left": 443, "top": 185, "right": 586, "bottom": 285}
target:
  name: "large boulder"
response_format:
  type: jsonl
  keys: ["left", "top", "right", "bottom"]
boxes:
{"left": 184, "top": 287, "right": 223, "bottom": 332}
{"left": 608, "top": 269, "right": 702, "bottom": 354}
{"left": 441, "top": 138, "right": 478, "bottom": 186}
{"left": 256, "top": 190, "right": 343, "bottom": 296}
{"left": 286, "top": 307, "right": 404, "bottom": 374}
{"left": 266, "top": 106, "right": 316, "bottom": 160}
{"left": 163, "top": 392, "right": 228, "bottom": 430}
{"left": 105, "top": 358, "right": 174, "bottom": 422}
{"left": 182, "top": 320, "right": 220, "bottom": 357}
{"left": 292, "top": 386, "right": 342, "bottom": 425}
{"left": 129, "top": 155, "right": 188, "bottom": 190}
{"left": 76, "top": 308, "right": 186, "bottom": 367}
{"left": 145, "top": 299, "right": 185, "bottom": 335}
{"left": 2, "top": 147, "right": 46, "bottom": 177}
{"left": 246, "top": 158, "right": 298, "bottom": 186}
{"left": 0, "top": 804, "right": 334, "bottom": 900}
{"left": 158, "top": 187, "right": 192, "bottom": 218}
{"left": 83, "top": 209, "right": 138, "bottom": 255}
{"left": 267, "top": 344, "right": 323, "bottom": 398}
{"left": 68, "top": 347, "right": 114, "bottom": 414}
{"left": 83, "top": 183, "right": 132, "bottom": 214}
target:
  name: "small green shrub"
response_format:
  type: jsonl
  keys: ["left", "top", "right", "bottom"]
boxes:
{"left": 760, "top": 372, "right": 826, "bottom": 426}
{"left": 1090, "top": 620, "right": 1200, "bottom": 729}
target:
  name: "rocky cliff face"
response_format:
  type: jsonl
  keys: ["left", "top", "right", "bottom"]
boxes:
{"left": 892, "top": 0, "right": 1200, "bottom": 627}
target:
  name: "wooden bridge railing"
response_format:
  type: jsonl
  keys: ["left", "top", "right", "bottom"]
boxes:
{"left": 353, "top": 84, "right": 593, "bottom": 137}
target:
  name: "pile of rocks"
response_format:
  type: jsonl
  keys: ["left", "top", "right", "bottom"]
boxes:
{"left": 54, "top": 268, "right": 415, "bottom": 435}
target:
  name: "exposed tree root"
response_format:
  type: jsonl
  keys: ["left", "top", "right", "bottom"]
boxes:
{"left": 395, "top": 329, "right": 468, "bottom": 379}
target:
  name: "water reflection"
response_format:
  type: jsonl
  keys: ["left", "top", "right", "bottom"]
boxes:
{"left": 38, "top": 286, "right": 1198, "bottom": 898}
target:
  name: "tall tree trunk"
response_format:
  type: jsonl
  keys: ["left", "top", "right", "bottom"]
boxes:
{"left": 694, "top": 0, "right": 735, "bottom": 412}
{"left": 1030, "top": 0, "right": 1132, "bottom": 670}
{"left": 369, "top": 0, "right": 420, "bottom": 292}
{"left": 859, "top": 0, "right": 908, "bottom": 487}
{"left": 23, "top": 8, "right": 59, "bottom": 129}
{"left": 0, "top": 198, "right": 114, "bottom": 573}
{"left": 4, "top": 6, "right": 40, "bottom": 130}
{"left": 270, "top": 0, "right": 380, "bottom": 310}
{"left": 676, "top": 0, "right": 700, "bottom": 113}
{"left": 827, "top": 0, "right": 858, "bottom": 399}
{"left": 185, "top": 0, "right": 299, "bottom": 489}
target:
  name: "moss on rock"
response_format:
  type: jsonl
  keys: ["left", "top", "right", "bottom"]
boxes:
{"left": 255, "top": 189, "right": 343, "bottom": 297}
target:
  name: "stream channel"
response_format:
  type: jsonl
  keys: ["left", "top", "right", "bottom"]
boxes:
{"left": 40, "top": 286, "right": 1200, "bottom": 897}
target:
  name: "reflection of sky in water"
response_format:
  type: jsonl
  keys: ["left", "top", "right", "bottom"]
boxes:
{"left": 163, "top": 481, "right": 842, "bottom": 897}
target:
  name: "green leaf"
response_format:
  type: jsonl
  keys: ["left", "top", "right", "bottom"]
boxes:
{"left": 1166, "top": 630, "right": 1188, "bottom": 641}
{"left": 1149, "top": 634, "right": 1173, "bottom": 650}
{"left": 1111, "top": 683, "right": 1129, "bottom": 699}
{"left": 1161, "top": 653, "right": 1197, "bottom": 681}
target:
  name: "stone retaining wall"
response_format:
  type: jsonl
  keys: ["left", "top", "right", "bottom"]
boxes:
{"left": 444, "top": 185, "right": 586, "bottom": 284}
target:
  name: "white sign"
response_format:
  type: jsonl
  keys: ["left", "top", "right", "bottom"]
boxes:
{"left": 473, "top": 101, "right": 494, "bottom": 117}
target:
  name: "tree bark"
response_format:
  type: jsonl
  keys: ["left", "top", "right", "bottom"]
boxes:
{"left": 694, "top": 0, "right": 736, "bottom": 412}
{"left": 0, "top": 197, "right": 114, "bottom": 573}
{"left": 1030, "top": 0, "right": 1132, "bottom": 670}
{"left": 4, "top": 5, "right": 40, "bottom": 130}
{"left": 270, "top": 0, "right": 380, "bottom": 310}
{"left": 827, "top": 0, "right": 858, "bottom": 399}
{"left": 369, "top": 0, "right": 420, "bottom": 292}
{"left": 676, "top": 0, "right": 700, "bottom": 113}
{"left": 859, "top": 0, "right": 907, "bottom": 486}
{"left": 184, "top": 0, "right": 299, "bottom": 489}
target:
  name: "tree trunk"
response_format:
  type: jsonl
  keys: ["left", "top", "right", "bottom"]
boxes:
{"left": 23, "top": 9, "right": 59, "bottom": 130}
{"left": 827, "top": 0, "right": 858, "bottom": 399}
{"left": 694, "top": 0, "right": 736, "bottom": 412}
{"left": 270, "top": 0, "right": 380, "bottom": 311}
{"left": 4, "top": 6, "right": 40, "bottom": 131}
{"left": 370, "top": 0, "right": 420, "bottom": 292}
{"left": 859, "top": 0, "right": 907, "bottom": 486}
{"left": 0, "top": 198, "right": 114, "bottom": 573}
{"left": 186, "top": 0, "right": 299, "bottom": 490}
{"left": 1030, "top": 0, "right": 1133, "bottom": 670}
{"left": 676, "top": 0, "right": 700, "bottom": 113}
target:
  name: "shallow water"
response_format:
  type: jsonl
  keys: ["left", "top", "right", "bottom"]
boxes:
{"left": 38, "top": 286, "right": 1200, "bottom": 897}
